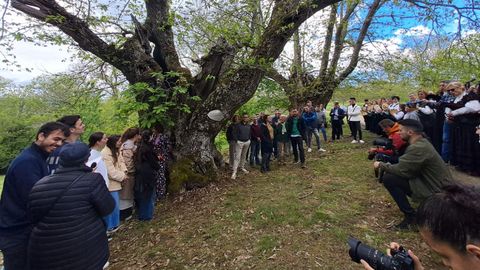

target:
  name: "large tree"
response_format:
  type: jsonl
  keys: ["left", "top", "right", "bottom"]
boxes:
{"left": 8, "top": 0, "right": 340, "bottom": 189}
{"left": 267, "top": 0, "right": 480, "bottom": 107}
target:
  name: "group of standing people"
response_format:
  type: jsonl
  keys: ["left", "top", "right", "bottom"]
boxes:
{"left": 363, "top": 81, "right": 480, "bottom": 176}
{"left": 226, "top": 102, "right": 331, "bottom": 180}
{"left": 0, "top": 115, "right": 171, "bottom": 270}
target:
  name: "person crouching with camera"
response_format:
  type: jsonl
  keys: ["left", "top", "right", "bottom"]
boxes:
{"left": 373, "top": 119, "right": 453, "bottom": 230}
{"left": 361, "top": 184, "right": 480, "bottom": 270}
{"left": 368, "top": 119, "right": 408, "bottom": 164}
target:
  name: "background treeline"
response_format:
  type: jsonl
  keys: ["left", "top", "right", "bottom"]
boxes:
{"left": 1, "top": 33, "right": 479, "bottom": 174}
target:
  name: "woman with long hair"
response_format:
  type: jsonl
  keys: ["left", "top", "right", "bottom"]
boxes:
{"left": 119, "top": 127, "right": 141, "bottom": 221}
{"left": 134, "top": 130, "right": 159, "bottom": 220}
{"left": 101, "top": 135, "right": 127, "bottom": 234}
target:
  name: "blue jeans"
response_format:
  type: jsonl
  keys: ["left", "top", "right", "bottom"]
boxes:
{"left": 136, "top": 191, "right": 155, "bottom": 221}
{"left": 318, "top": 127, "right": 327, "bottom": 141}
{"left": 249, "top": 140, "right": 261, "bottom": 165}
{"left": 103, "top": 191, "right": 120, "bottom": 230}
{"left": 441, "top": 122, "right": 451, "bottom": 162}
{"left": 306, "top": 127, "right": 321, "bottom": 149}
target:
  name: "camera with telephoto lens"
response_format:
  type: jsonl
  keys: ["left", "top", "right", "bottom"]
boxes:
{"left": 348, "top": 237, "right": 414, "bottom": 270}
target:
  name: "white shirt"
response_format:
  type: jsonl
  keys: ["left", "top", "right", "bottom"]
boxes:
{"left": 447, "top": 92, "right": 480, "bottom": 116}
{"left": 388, "top": 103, "right": 400, "bottom": 111}
{"left": 87, "top": 149, "right": 109, "bottom": 188}
{"left": 347, "top": 104, "right": 362, "bottom": 121}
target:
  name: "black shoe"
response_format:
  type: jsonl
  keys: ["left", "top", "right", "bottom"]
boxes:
{"left": 395, "top": 215, "right": 416, "bottom": 230}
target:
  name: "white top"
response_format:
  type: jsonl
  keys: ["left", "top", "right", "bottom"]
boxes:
{"left": 347, "top": 104, "right": 362, "bottom": 121}
{"left": 393, "top": 111, "right": 405, "bottom": 120}
{"left": 87, "top": 149, "right": 109, "bottom": 188}
{"left": 445, "top": 92, "right": 480, "bottom": 116}
{"left": 388, "top": 103, "right": 400, "bottom": 111}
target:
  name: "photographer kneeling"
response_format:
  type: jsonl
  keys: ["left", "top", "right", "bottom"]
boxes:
{"left": 368, "top": 119, "right": 407, "bottom": 164}
{"left": 361, "top": 184, "right": 480, "bottom": 270}
{"left": 373, "top": 119, "right": 452, "bottom": 230}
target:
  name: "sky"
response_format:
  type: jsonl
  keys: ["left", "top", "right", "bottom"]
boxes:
{"left": 0, "top": 0, "right": 477, "bottom": 83}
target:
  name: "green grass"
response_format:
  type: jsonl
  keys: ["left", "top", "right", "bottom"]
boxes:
{"left": 108, "top": 131, "right": 461, "bottom": 270}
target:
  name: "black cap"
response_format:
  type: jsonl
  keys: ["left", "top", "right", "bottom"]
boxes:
{"left": 398, "top": 119, "right": 423, "bottom": 132}
{"left": 59, "top": 142, "right": 90, "bottom": 167}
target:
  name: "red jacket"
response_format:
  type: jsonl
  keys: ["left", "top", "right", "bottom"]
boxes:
{"left": 376, "top": 123, "right": 407, "bottom": 156}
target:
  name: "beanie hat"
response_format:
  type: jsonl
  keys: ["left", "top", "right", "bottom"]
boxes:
{"left": 59, "top": 142, "right": 90, "bottom": 167}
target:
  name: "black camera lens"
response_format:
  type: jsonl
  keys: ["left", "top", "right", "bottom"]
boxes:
{"left": 347, "top": 237, "right": 414, "bottom": 270}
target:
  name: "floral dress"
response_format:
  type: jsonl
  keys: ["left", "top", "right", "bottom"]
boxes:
{"left": 149, "top": 133, "right": 170, "bottom": 200}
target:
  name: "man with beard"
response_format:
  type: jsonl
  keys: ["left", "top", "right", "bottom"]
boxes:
{"left": 0, "top": 122, "right": 70, "bottom": 269}
{"left": 373, "top": 119, "right": 453, "bottom": 230}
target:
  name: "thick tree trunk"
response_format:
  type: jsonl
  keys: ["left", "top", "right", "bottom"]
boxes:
{"left": 168, "top": 128, "right": 223, "bottom": 193}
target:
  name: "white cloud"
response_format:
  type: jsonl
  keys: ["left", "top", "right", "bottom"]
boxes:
{"left": 394, "top": 25, "right": 431, "bottom": 37}
{"left": 0, "top": 41, "right": 72, "bottom": 83}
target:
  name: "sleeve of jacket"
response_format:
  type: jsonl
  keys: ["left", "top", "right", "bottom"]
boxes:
{"left": 90, "top": 174, "right": 115, "bottom": 217}
{"left": 380, "top": 144, "right": 425, "bottom": 179}
{"left": 122, "top": 148, "right": 136, "bottom": 175}
{"left": 390, "top": 133, "right": 407, "bottom": 153}
{"left": 102, "top": 150, "right": 125, "bottom": 183}
{"left": 15, "top": 159, "right": 45, "bottom": 210}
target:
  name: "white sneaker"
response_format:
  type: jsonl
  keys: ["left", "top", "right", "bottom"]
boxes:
{"left": 231, "top": 172, "right": 237, "bottom": 180}
{"left": 359, "top": 140, "right": 365, "bottom": 144}
{"left": 318, "top": 148, "right": 326, "bottom": 152}
{"left": 241, "top": 168, "right": 249, "bottom": 174}
{"left": 351, "top": 140, "right": 358, "bottom": 144}
{"left": 307, "top": 148, "right": 312, "bottom": 153}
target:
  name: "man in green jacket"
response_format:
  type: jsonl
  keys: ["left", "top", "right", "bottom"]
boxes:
{"left": 374, "top": 119, "right": 453, "bottom": 230}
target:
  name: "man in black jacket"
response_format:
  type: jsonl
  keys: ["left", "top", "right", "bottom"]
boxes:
{"left": 0, "top": 122, "right": 69, "bottom": 270}
{"left": 28, "top": 142, "right": 114, "bottom": 270}
{"left": 286, "top": 108, "right": 307, "bottom": 168}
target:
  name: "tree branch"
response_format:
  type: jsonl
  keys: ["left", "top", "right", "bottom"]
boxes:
{"left": 328, "top": 0, "right": 358, "bottom": 75}
{"left": 145, "top": 0, "right": 190, "bottom": 77}
{"left": 319, "top": 3, "right": 337, "bottom": 78}
{"left": 266, "top": 68, "right": 295, "bottom": 96}
{"left": 192, "top": 38, "right": 237, "bottom": 100}
{"left": 338, "top": 0, "right": 384, "bottom": 82}
{"left": 12, "top": 0, "right": 162, "bottom": 84}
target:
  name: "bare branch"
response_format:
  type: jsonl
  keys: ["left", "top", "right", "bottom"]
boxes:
{"left": 319, "top": 3, "right": 337, "bottom": 78}
{"left": 338, "top": 0, "right": 384, "bottom": 81}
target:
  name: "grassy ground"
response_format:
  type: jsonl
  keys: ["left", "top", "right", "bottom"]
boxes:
{"left": 109, "top": 131, "right": 479, "bottom": 270}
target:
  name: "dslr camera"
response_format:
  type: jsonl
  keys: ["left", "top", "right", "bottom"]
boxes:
{"left": 348, "top": 237, "right": 414, "bottom": 270}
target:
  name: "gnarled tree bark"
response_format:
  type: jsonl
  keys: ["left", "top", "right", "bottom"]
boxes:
{"left": 12, "top": 0, "right": 341, "bottom": 191}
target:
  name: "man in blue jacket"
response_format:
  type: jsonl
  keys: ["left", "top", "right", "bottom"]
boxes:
{"left": 0, "top": 122, "right": 69, "bottom": 269}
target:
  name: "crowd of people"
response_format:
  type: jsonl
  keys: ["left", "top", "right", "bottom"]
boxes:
{"left": 363, "top": 80, "right": 480, "bottom": 176}
{"left": 0, "top": 79, "right": 479, "bottom": 269}
{"left": 226, "top": 101, "right": 338, "bottom": 180}
{"left": 0, "top": 115, "right": 172, "bottom": 270}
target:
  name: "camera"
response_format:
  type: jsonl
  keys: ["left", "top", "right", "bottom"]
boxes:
{"left": 348, "top": 237, "right": 414, "bottom": 270}
{"left": 372, "top": 138, "right": 393, "bottom": 149}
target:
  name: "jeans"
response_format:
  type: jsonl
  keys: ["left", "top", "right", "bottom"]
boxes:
{"left": 249, "top": 140, "right": 261, "bottom": 165}
{"left": 318, "top": 127, "right": 327, "bottom": 141}
{"left": 103, "top": 191, "right": 120, "bottom": 230}
{"left": 441, "top": 121, "right": 451, "bottom": 162}
{"left": 348, "top": 121, "right": 362, "bottom": 140}
{"left": 382, "top": 173, "right": 415, "bottom": 216}
{"left": 306, "top": 127, "right": 321, "bottom": 149}
{"left": 331, "top": 120, "right": 342, "bottom": 140}
{"left": 136, "top": 190, "right": 155, "bottom": 221}
{"left": 290, "top": 136, "right": 305, "bottom": 164}
{"left": 261, "top": 152, "right": 272, "bottom": 172}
